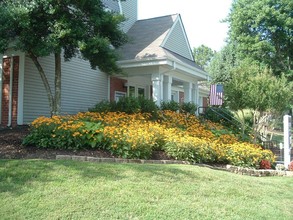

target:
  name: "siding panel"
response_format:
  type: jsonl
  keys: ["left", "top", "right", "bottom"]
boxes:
{"left": 121, "top": 0, "right": 137, "bottom": 32}
{"left": 23, "top": 55, "right": 108, "bottom": 123}
{"left": 163, "top": 21, "right": 193, "bottom": 60}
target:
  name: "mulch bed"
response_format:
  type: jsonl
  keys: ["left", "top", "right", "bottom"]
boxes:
{"left": 0, "top": 126, "right": 171, "bottom": 160}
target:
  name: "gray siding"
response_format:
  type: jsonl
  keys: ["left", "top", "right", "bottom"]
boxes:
{"left": 163, "top": 21, "right": 193, "bottom": 60}
{"left": 102, "top": 0, "right": 120, "bottom": 13}
{"left": 23, "top": 55, "right": 54, "bottom": 123}
{"left": 23, "top": 55, "right": 108, "bottom": 123}
{"left": 121, "top": 0, "right": 137, "bottom": 32}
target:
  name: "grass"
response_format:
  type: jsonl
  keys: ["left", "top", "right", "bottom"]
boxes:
{"left": 0, "top": 160, "right": 293, "bottom": 220}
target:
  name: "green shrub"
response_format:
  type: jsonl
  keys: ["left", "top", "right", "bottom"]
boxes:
{"left": 203, "top": 107, "right": 241, "bottom": 131}
{"left": 114, "top": 96, "right": 140, "bottom": 114}
{"left": 180, "top": 102, "right": 197, "bottom": 114}
{"left": 89, "top": 100, "right": 114, "bottom": 113}
{"left": 160, "top": 100, "right": 180, "bottom": 112}
{"left": 23, "top": 118, "right": 105, "bottom": 150}
{"left": 164, "top": 137, "right": 217, "bottom": 163}
{"left": 138, "top": 96, "right": 158, "bottom": 119}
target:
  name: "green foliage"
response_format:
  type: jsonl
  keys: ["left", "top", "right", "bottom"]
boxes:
{"left": 203, "top": 107, "right": 240, "bottom": 130}
{"left": 89, "top": 97, "right": 159, "bottom": 119}
{"left": 104, "top": 139, "right": 152, "bottom": 160}
{"left": 0, "top": 0, "right": 128, "bottom": 116}
{"left": 23, "top": 121, "right": 105, "bottom": 150}
{"left": 113, "top": 96, "right": 141, "bottom": 114}
{"left": 180, "top": 102, "right": 197, "bottom": 114}
{"left": 89, "top": 100, "right": 114, "bottom": 113}
{"left": 193, "top": 44, "right": 215, "bottom": 70}
{"left": 164, "top": 141, "right": 217, "bottom": 164}
{"left": 160, "top": 100, "right": 197, "bottom": 114}
{"left": 225, "top": 60, "right": 293, "bottom": 113}
{"left": 137, "top": 96, "right": 158, "bottom": 119}
{"left": 227, "top": 0, "right": 293, "bottom": 77}
{"left": 160, "top": 100, "right": 180, "bottom": 112}
{"left": 208, "top": 43, "right": 239, "bottom": 83}
{"left": 0, "top": 0, "right": 128, "bottom": 73}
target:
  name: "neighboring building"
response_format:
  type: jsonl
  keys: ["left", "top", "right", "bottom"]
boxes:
{"left": 0, "top": 0, "right": 210, "bottom": 127}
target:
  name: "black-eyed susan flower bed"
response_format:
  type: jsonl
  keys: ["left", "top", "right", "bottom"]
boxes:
{"left": 23, "top": 111, "right": 275, "bottom": 168}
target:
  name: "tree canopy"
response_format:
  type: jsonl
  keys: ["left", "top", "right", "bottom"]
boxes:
{"left": 227, "top": 0, "right": 293, "bottom": 77}
{"left": 192, "top": 45, "right": 215, "bottom": 71}
{"left": 207, "top": 43, "right": 238, "bottom": 83}
{"left": 0, "top": 0, "right": 128, "bottom": 115}
{"left": 224, "top": 59, "right": 293, "bottom": 138}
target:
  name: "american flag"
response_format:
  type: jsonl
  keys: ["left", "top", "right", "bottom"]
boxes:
{"left": 209, "top": 84, "right": 223, "bottom": 106}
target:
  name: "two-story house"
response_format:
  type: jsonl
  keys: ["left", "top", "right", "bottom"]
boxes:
{"left": 0, "top": 0, "right": 209, "bottom": 126}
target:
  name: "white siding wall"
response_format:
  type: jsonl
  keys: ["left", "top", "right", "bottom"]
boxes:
{"left": 163, "top": 21, "right": 193, "bottom": 60}
{"left": 121, "top": 0, "right": 138, "bottom": 32}
{"left": 23, "top": 55, "right": 108, "bottom": 123}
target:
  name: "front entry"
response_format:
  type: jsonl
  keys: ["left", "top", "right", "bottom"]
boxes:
{"left": 1, "top": 56, "right": 19, "bottom": 127}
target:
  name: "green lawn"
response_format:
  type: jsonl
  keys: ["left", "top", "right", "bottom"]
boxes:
{"left": 0, "top": 160, "right": 292, "bottom": 220}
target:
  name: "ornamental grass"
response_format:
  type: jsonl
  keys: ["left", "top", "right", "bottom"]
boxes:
{"left": 23, "top": 111, "right": 275, "bottom": 167}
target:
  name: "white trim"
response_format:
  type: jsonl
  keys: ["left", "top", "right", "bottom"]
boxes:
{"left": 0, "top": 54, "right": 3, "bottom": 123}
{"left": 114, "top": 91, "right": 126, "bottom": 101}
{"left": 17, "top": 52, "right": 25, "bottom": 125}
{"left": 161, "top": 15, "right": 179, "bottom": 47}
{"left": 107, "top": 75, "right": 110, "bottom": 101}
{"left": 118, "top": 0, "right": 123, "bottom": 14}
{"left": 161, "top": 14, "right": 194, "bottom": 61}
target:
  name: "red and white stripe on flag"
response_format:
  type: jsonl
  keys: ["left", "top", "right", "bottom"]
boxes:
{"left": 209, "top": 84, "right": 223, "bottom": 106}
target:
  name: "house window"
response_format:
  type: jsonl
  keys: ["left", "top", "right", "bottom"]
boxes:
{"left": 115, "top": 91, "right": 126, "bottom": 102}
{"left": 138, "top": 87, "right": 145, "bottom": 98}
{"left": 129, "top": 86, "right": 135, "bottom": 97}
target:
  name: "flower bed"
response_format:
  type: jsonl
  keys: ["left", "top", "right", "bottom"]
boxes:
{"left": 23, "top": 111, "right": 275, "bottom": 167}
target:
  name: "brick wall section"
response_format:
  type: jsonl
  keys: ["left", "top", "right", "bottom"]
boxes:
{"left": 110, "top": 77, "right": 127, "bottom": 101}
{"left": 1, "top": 58, "right": 10, "bottom": 126}
{"left": 1, "top": 56, "right": 19, "bottom": 127}
{"left": 12, "top": 57, "right": 19, "bottom": 126}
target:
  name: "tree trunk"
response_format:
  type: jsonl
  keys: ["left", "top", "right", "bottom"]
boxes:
{"left": 54, "top": 52, "right": 62, "bottom": 115}
{"left": 29, "top": 52, "right": 55, "bottom": 116}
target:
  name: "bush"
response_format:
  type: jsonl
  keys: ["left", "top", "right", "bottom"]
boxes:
{"left": 259, "top": 159, "right": 272, "bottom": 169}
{"left": 180, "top": 102, "right": 197, "bottom": 114}
{"left": 164, "top": 136, "right": 217, "bottom": 163}
{"left": 160, "top": 100, "right": 180, "bottom": 112}
{"left": 23, "top": 116, "right": 105, "bottom": 150}
{"left": 89, "top": 100, "right": 114, "bottom": 113}
{"left": 138, "top": 96, "right": 158, "bottom": 119}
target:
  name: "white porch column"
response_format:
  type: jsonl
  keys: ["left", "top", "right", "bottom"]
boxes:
{"left": 184, "top": 82, "right": 192, "bottom": 103}
{"left": 152, "top": 73, "right": 162, "bottom": 106}
{"left": 0, "top": 54, "right": 3, "bottom": 123}
{"left": 163, "top": 75, "right": 172, "bottom": 101}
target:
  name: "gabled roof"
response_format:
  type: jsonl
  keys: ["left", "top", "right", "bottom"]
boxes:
{"left": 118, "top": 14, "right": 204, "bottom": 71}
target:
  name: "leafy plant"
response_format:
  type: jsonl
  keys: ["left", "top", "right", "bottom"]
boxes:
{"left": 259, "top": 160, "right": 271, "bottom": 169}
{"left": 180, "top": 102, "right": 197, "bottom": 114}
{"left": 160, "top": 100, "right": 180, "bottom": 112}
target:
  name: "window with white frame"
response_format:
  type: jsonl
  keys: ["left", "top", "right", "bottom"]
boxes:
{"left": 115, "top": 91, "right": 126, "bottom": 102}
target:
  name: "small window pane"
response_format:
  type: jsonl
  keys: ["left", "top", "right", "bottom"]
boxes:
{"left": 129, "top": 86, "right": 135, "bottom": 97}
{"left": 138, "top": 88, "right": 145, "bottom": 97}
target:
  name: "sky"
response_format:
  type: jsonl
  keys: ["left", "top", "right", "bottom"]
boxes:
{"left": 138, "top": 0, "right": 233, "bottom": 52}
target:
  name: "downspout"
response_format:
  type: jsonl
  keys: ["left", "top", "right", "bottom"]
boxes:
{"left": 8, "top": 55, "right": 13, "bottom": 127}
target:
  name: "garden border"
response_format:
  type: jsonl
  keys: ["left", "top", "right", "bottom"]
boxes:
{"left": 56, "top": 155, "right": 293, "bottom": 177}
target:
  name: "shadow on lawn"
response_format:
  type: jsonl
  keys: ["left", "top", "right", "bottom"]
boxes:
{"left": 0, "top": 159, "right": 220, "bottom": 195}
